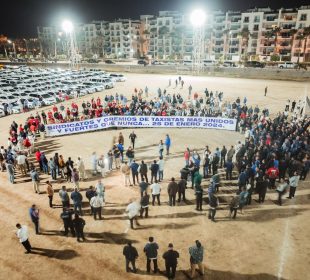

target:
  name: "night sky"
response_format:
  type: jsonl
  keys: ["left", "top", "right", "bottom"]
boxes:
{"left": 1, "top": 0, "right": 309, "bottom": 37}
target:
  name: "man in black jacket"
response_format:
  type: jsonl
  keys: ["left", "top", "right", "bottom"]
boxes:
{"left": 72, "top": 214, "right": 86, "bottom": 242}
{"left": 144, "top": 236, "right": 159, "bottom": 273}
{"left": 129, "top": 131, "right": 137, "bottom": 149}
{"left": 224, "top": 159, "right": 234, "bottom": 180}
{"left": 162, "top": 243, "right": 179, "bottom": 279}
{"left": 140, "top": 160, "right": 148, "bottom": 183}
{"left": 85, "top": 186, "right": 96, "bottom": 214}
{"left": 150, "top": 160, "right": 159, "bottom": 184}
{"left": 220, "top": 145, "right": 227, "bottom": 168}
{"left": 60, "top": 208, "right": 75, "bottom": 237}
{"left": 123, "top": 241, "right": 138, "bottom": 273}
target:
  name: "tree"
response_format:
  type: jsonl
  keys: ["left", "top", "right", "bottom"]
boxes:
{"left": 223, "top": 29, "right": 231, "bottom": 60}
{"left": 296, "top": 32, "right": 304, "bottom": 64}
{"left": 272, "top": 26, "right": 281, "bottom": 55}
{"left": 264, "top": 30, "right": 274, "bottom": 59}
{"left": 239, "top": 27, "right": 250, "bottom": 61}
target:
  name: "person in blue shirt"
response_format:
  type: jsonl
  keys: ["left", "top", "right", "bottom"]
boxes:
{"left": 117, "top": 143, "right": 124, "bottom": 163}
{"left": 165, "top": 135, "right": 171, "bottom": 155}
{"left": 29, "top": 204, "right": 40, "bottom": 234}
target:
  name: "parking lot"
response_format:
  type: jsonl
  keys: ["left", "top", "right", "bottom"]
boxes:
{"left": 0, "top": 66, "right": 126, "bottom": 116}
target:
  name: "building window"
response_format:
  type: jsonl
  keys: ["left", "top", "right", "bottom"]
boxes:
{"left": 254, "top": 16, "right": 260, "bottom": 23}
{"left": 253, "top": 24, "right": 259, "bottom": 31}
{"left": 244, "top": 17, "right": 249, "bottom": 23}
{"left": 300, "top": 14, "right": 307, "bottom": 21}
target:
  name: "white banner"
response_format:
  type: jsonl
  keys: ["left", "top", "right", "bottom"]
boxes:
{"left": 46, "top": 116, "right": 237, "bottom": 136}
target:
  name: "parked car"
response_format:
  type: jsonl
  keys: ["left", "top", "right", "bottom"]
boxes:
{"left": 222, "top": 61, "right": 237, "bottom": 67}
{"left": 105, "top": 60, "right": 115, "bottom": 64}
{"left": 183, "top": 60, "right": 193, "bottom": 66}
{"left": 109, "top": 73, "right": 127, "bottom": 82}
{"left": 245, "top": 61, "right": 265, "bottom": 68}
{"left": 278, "top": 62, "right": 296, "bottom": 69}
{"left": 203, "top": 60, "right": 216, "bottom": 67}
{"left": 138, "top": 60, "right": 148, "bottom": 66}
{"left": 151, "top": 60, "right": 161, "bottom": 65}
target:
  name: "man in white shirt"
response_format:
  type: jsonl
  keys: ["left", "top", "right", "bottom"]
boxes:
{"left": 125, "top": 200, "right": 141, "bottom": 232}
{"left": 158, "top": 157, "right": 164, "bottom": 182}
{"left": 77, "top": 157, "right": 87, "bottom": 180}
{"left": 16, "top": 153, "right": 27, "bottom": 175}
{"left": 150, "top": 180, "right": 161, "bottom": 206}
{"left": 16, "top": 223, "right": 32, "bottom": 254}
{"left": 90, "top": 194, "right": 103, "bottom": 220}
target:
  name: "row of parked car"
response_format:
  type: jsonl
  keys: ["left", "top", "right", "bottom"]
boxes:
{"left": 0, "top": 66, "right": 126, "bottom": 116}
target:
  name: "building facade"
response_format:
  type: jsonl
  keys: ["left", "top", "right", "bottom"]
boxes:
{"left": 37, "top": 6, "right": 310, "bottom": 62}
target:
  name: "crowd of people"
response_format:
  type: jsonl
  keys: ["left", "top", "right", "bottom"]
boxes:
{"left": 1, "top": 79, "right": 309, "bottom": 279}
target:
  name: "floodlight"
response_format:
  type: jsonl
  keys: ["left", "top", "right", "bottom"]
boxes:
{"left": 7, "top": 40, "right": 12, "bottom": 44}
{"left": 62, "top": 20, "right": 73, "bottom": 33}
{"left": 190, "top": 9, "right": 206, "bottom": 28}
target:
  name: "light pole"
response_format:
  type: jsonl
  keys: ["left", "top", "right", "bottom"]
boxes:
{"left": 8, "top": 40, "right": 17, "bottom": 58}
{"left": 190, "top": 9, "right": 206, "bottom": 74}
{"left": 62, "top": 20, "right": 79, "bottom": 68}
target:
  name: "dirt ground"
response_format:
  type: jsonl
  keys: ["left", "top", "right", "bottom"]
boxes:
{"left": 0, "top": 73, "right": 309, "bottom": 280}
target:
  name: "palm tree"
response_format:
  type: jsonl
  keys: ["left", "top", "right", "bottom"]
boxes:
{"left": 302, "top": 27, "right": 310, "bottom": 62}
{"left": 289, "top": 28, "right": 298, "bottom": 59}
{"left": 296, "top": 32, "right": 305, "bottom": 64}
{"left": 272, "top": 26, "right": 281, "bottom": 55}
{"left": 222, "top": 29, "right": 230, "bottom": 60}
{"left": 264, "top": 30, "right": 274, "bottom": 59}
{"left": 239, "top": 27, "right": 250, "bottom": 61}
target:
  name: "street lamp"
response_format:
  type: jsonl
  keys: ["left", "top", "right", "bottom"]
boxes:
{"left": 7, "top": 40, "right": 17, "bottom": 58}
{"left": 62, "top": 19, "right": 79, "bottom": 68}
{"left": 190, "top": 9, "right": 206, "bottom": 73}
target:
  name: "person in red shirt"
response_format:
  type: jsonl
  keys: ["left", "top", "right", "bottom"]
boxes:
{"left": 19, "top": 124, "right": 24, "bottom": 133}
{"left": 266, "top": 166, "right": 279, "bottom": 189}
{"left": 52, "top": 105, "right": 58, "bottom": 112}
{"left": 240, "top": 111, "right": 246, "bottom": 119}
{"left": 47, "top": 111, "right": 53, "bottom": 119}
{"left": 23, "top": 138, "right": 31, "bottom": 148}
{"left": 96, "top": 97, "right": 101, "bottom": 107}
{"left": 65, "top": 95, "right": 70, "bottom": 101}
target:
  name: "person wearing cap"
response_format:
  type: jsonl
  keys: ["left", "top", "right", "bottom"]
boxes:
{"left": 123, "top": 241, "right": 138, "bottom": 273}
{"left": 162, "top": 243, "right": 179, "bottom": 279}
{"left": 189, "top": 240, "right": 204, "bottom": 278}
{"left": 167, "top": 177, "right": 178, "bottom": 206}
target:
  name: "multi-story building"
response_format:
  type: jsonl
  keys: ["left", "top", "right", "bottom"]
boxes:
{"left": 37, "top": 6, "right": 310, "bottom": 62}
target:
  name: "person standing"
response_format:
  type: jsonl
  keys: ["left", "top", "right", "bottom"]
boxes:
{"left": 194, "top": 172, "right": 203, "bottom": 211}
{"left": 30, "top": 168, "right": 40, "bottom": 194}
{"left": 220, "top": 145, "right": 227, "bottom": 168}
{"left": 208, "top": 193, "right": 218, "bottom": 222}
{"left": 123, "top": 241, "right": 138, "bottom": 273}
{"left": 162, "top": 243, "right": 179, "bottom": 280}
{"left": 165, "top": 135, "right": 171, "bottom": 156}
{"left": 229, "top": 194, "right": 240, "bottom": 219}
{"left": 256, "top": 175, "right": 268, "bottom": 203}
{"left": 158, "top": 157, "right": 164, "bottom": 182}
{"left": 60, "top": 207, "right": 76, "bottom": 237}
{"left": 288, "top": 171, "right": 300, "bottom": 199}
{"left": 177, "top": 178, "right": 187, "bottom": 203}
{"left": 97, "top": 155, "right": 106, "bottom": 177}
{"left": 91, "top": 152, "right": 98, "bottom": 175}
{"left": 46, "top": 181, "right": 54, "bottom": 208}
{"left": 264, "top": 86, "right": 268, "bottom": 96}
{"left": 130, "top": 160, "right": 140, "bottom": 185}
{"left": 29, "top": 204, "right": 40, "bottom": 234}
{"left": 16, "top": 223, "right": 32, "bottom": 254}
{"left": 225, "top": 159, "right": 234, "bottom": 180}
{"left": 140, "top": 160, "right": 148, "bottom": 183}
{"left": 48, "top": 158, "right": 56, "bottom": 180}
{"left": 86, "top": 186, "right": 96, "bottom": 214}
{"left": 129, "top": 131, "right": 137, "bottom": 149}
{"left": 77, "top": 157, "right": 87, "bottom": 180}
{"left": 158, "top": 140, "right": 164, "bottom": 158}
{"left": 59, "top": 185, "right": 70, "bottom": 209}
{"left": 140, "top": 191, "right": 150, "bottom": 218}
{"left": 151, "top": 160, "right": 159, "bottom": 183}
{"left": 144, "top": 237, "right": 159, "bottom": 274}
{"left": 72, "top": 214, "right": 86, "bottom": 242}
{"left": 168, "top": 177, "right": 178, "bottom": 206}
{"left": 71, "top": 188, "right": 83, "bottom": 215}
{"left": 121, "top": 162, "right": 132, "bottom": 187}
{"left": 188, "top": 85, "right": 192, "bottom": 98}
{"left": 139, "top": 178, "right": 148, "bottom": 197}
{"left": 277, "top": 179, "right": 290, "bottom": 206}
{"left": 6, "top": 161, "right": 15, "bottom": 184}
{"left": 151, "top": 180, "right": 161, "bottom": 206}
{"left": 90, "top": 193, "right": 103, "bottom": 220}
{"left": 189, "top": 240, "right": 204, "bottom": 278}
{"left": 125, "top": 199, "right": 141, "bottom": 231}
{"left": 95, "top": 180, "right": 105, "bottom": 201}
{"left": 72, "top": 168, "right": 80, "bottom": 190}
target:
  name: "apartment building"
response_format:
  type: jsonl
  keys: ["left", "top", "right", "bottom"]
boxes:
{"left": 37, "top": 6, "right": 310, "bottom": 62}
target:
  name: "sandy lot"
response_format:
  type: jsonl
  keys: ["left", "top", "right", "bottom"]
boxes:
{"left": 0, "top": 73, "right": 309, "bottom": 280}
